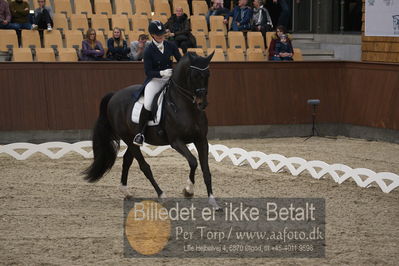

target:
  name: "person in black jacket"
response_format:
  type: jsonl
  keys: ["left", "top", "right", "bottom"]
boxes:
{"left": 252, "top": 0, "right": 273, "bottom": 47}
{"left": 132, "top": 21, "right": 181, "bottom": 146}
{"left": 106, "top": 27, "right": 130, "bottom": 61}
{"left": 165, "top": 6, "right": 196, "bottom": 54}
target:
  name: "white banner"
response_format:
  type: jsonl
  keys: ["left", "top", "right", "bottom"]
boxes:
{"left": 365, "top": 0, "right": 399, "bottom": 36}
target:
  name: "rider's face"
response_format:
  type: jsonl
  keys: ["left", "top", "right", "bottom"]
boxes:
{"left": 152, "top": 34, "right": 165, "bottom": 43}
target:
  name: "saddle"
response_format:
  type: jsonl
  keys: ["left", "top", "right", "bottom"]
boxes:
{"left": 131, "top": 82, "right": 169, "bottom": 126}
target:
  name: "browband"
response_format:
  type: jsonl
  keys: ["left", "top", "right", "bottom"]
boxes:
{"left": 189, "top": 66, "right": 209, "bottom": 71}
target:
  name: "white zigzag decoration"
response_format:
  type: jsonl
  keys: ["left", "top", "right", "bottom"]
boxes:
{"left": 0, "top": 141, "right": 398, "bottom": 193}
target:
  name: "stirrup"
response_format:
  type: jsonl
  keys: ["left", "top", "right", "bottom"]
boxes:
{"left": 133, "top": 133, "right": 144, "bottom": 146}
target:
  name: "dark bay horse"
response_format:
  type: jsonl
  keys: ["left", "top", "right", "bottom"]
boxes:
{"left": 83, "top": 52, "right": 220, "bottom": 208}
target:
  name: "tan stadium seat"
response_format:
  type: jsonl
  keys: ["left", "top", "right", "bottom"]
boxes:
{"left": 154, "top": 0, "right": 171, "bottom": 17}
{"left": 192, "top": 32, "right": 207, "bottom": 52}
{"left": 246, "top": 48, "right": 265, "bottom": 61}
{"left": 53, "top": 13, "right": 69, "bottom": 31}
{"left": 0, "top": 30, "right": 18, "bottom": 52}
{"left": 247, "top": 31, "right": 265, "bottom": 50}
{"left": 210, "top": 16, "right": 227, "bottom": 35}
{"left": 293, "top": 48, "right": 304, "bottom": 61}
{"left": 53, "top": 0, "right": 72, "bottom": 17}
{"left": 191, "top": 15, "right": 208, "bottom": 37}
{"left": 111, "top": 14, "right": 131, "bottom": 32}
{"left": 207, "top": 48, "right": 225, "bottom": 61}
{"left": 32, "top": 0, "right": 40, "bottom": 9}
{"left": 151, "top": 14, "right": 168, "bottom": 24}
{"left": 91, "top": 14, "right": 110, "bottom": 33}
{"left": 64, "top": 30, "right": 84, "bottom": 49}
{"left": 58, "top": 48, "right": 78, "bottom": 61}
{"left": 227, "top": 48, "right": 245, "bottom": 61}
{"left": 94, "top": 0, "right": 113, "bottom": 18}
{"left": 132, "top": 15, "right": 149, "bottom": 32}
{"left": 266, "top": 31, "right": 274, "bottom": 48}
{"left": 70, "top": 14, "right": 89, "bottom": 32}
{"left": 43, "top": 30, "right": 63, "bottom": 49}
{"left": 187, "top": 48, "right": 205, "bottom": 57}
{"left": 74, "top": 0, "right": 93, "bottom": 17}
{"left": 114, "top": 0, "right": 133, "bottom": 16}
{"left": 209, "top": 31, "right": 227, "bottom": 52}
{"left": 13, "top": 48, "right": 33, "bottom": 61}
{"left": 134, "top": 1, "right": 152, "bottom": 17}
{"left": 192, "top": 1, "right": 208, "bottom": 16}
{"left": 127, "top": 31, "right": 140, "bottom": 43}
{"left": 21, "top": 30, "right": 41, "bottom": 48}
{"left": 127, "top": 31, "right": 152, "bottom": 43}
{"left": 173, "top": 1, "right": 190, "bottom": 17}
{"left": 228, "top": 31, "right": 246, "bottom": 51}
{"left": 35, "top": 48, "right": 56, "bottom": 62}
{"left": 95, "top": 30, "right": 107, "bottom": 54}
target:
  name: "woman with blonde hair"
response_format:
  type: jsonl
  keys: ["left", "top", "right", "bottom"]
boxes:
{"left": 81, "top": 28, "right": 105, "bottom": 61}
{"left": 106, "top": 27, "right": 130, "bottom": 61}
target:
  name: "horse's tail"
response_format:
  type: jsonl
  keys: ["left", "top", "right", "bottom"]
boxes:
{"left": 83, "top": 92, "right": 120, "bottom": 183}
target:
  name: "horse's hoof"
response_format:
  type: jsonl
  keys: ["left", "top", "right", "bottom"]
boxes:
{"left": 209, "top": 195, "right": 221, "bottom": 211}
{"left": 158, "top": 192, "right": 167, "bottom": 199}
{"left": 124, "top": 194, "right": 133, "bottom": 200}
{"left": 214, "top": 206, "right": 223, "bottom": 212}
{"left": 119, "top": 185, "right": 132, "bottom": 198}
{"left": 183, "top": 188, "right": 194, "bottom": 198}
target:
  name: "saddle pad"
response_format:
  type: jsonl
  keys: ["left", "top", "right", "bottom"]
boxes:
{"left": 131, "top": 90, "right": 165, "bottom": 126}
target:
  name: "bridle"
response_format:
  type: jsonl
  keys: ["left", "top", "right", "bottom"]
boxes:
{"left": 171, "top": 65, "right": 209, "bottom": 104}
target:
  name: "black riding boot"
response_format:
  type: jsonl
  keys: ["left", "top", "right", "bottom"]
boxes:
{"left": 133, "top": 108, "right": 152, "bottom": 146}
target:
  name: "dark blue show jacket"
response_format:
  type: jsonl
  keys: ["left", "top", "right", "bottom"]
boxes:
{"left": 133, "top": 40, "right": 181, "bottom": 101}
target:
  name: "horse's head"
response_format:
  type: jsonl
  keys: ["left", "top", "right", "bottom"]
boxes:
{"left": 173, "top": 51, "right": 214, "bottom": 111}
{"left": 187, "top": 52, "right": 214, "bottom": 110}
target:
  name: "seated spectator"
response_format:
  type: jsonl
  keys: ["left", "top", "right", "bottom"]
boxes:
{"left": 274, "top": 34, "right": 293, "bottom": 60}
{"left": 31, "top": 0, "right": 53, "bottom": 31}
{"left": 223, "top": 0, "right": 253, "bottom": 31}
{"left": 0, "top": 0, "right": 18, "bottom": 29}
{"left": 165, "top": 6, "right": 196, "bottom": 54}
{"left": 129, "top": 33, "right": 151, "bottom": 61}
{"left": 268, "top": 25, "right": 294, "bottom": 60}
{"left": 206, "top": 0, "right": 229, "bottom": 27}
{"left": 9, "top": 0, "right": 32, "bottom": 30}
{"left": 106, "top": 27, "right": 130, "bottom": 61}
{"left": 252, "top": 0, "right": 273, "bottom": 46}
{"left": 80, "top": 28, "right": 105, "bottom": 61}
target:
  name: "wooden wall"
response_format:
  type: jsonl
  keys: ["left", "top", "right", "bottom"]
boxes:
{"left": 0, "top": 61, "right": 398, "bottom": 132}
{"left": 361, "top": 0, "right": 399, "bottom": 63}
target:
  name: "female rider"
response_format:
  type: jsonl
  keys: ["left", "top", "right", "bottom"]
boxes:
{"left": 133, "top": 20, "right": 182, "bottom": 146}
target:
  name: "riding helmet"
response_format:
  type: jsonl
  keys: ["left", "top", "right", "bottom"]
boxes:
{"left": 148, "top": 20, "right": 166, "bottom": 36}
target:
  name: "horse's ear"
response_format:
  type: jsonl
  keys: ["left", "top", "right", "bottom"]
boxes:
{"left": 206, "top": 51, "right": 215, "bottom": 64}
{"left": 187, "top": 52, "right": 195, "bottom": 64}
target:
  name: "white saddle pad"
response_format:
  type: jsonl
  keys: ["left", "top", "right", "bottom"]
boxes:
{"left": 131, "top": 90, "right": 165, "bottom": 126}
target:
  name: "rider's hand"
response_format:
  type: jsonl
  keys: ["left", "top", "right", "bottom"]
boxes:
{"left": 160, "top": 69, "right": 173, "bottom": 78}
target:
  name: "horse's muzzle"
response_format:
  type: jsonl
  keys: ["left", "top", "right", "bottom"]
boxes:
{"left": 194, "top": 88, "right": 208, "bottom": 111}
{"left": 195, "top": 96, "right": 208, "bottom": 111}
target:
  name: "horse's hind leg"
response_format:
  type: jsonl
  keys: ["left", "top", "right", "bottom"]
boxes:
{"left": 194, "top": 139, "right": 220, "bottom": 209}
{"left": 119, "top": 145, "right": 134, "bottom": 198}
{"left": 170, "top": 140, "right": 197, "bottom": 198}
{"left": 132, "top": 146, "right": 164, "bottom": 198}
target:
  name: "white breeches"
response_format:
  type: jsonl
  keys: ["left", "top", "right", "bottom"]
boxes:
{"left": 144, "top": 77, "right": 169, "bottom": 110}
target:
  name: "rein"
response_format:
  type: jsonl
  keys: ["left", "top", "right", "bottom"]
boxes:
{"left": 171, "top": 78, "right": 196, "bottom": 103}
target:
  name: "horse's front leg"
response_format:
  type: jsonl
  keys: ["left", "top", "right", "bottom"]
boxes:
{"left": 194, "top": 139, "right": 221, "bottom": 210}
{"left": 170, "top": 140, "right": 197, "bottom": 198}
